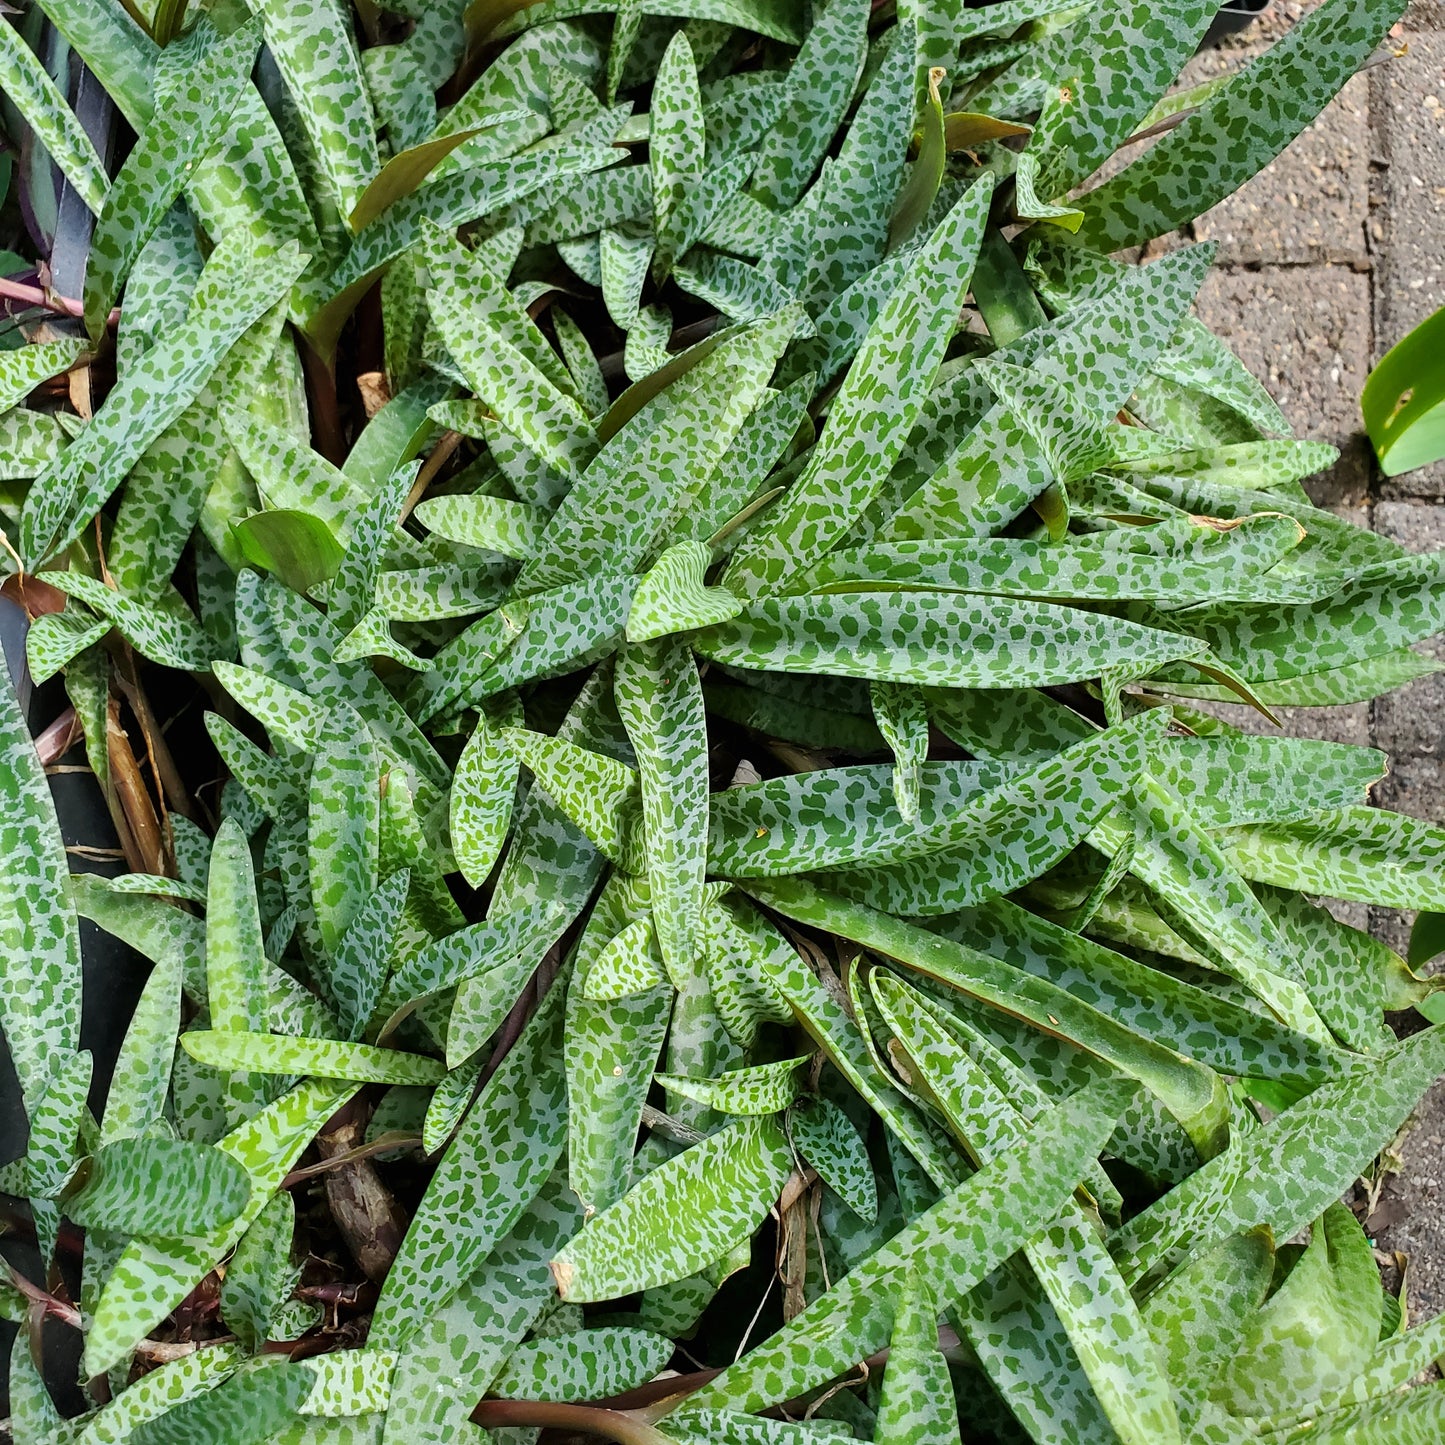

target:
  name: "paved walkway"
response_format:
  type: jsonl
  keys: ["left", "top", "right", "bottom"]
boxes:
{"left": 1172, "top": 0, "right": 1445, "bottom": 1314}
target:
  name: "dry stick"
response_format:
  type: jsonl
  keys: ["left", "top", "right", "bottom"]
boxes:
{"left": 313, "top": 1099, "right": 410, "bottom": 1285}
{"left": 113, "top": 661, "right": 195, "bottom": 824}
{"left": 400, "top": 429, "right": 463, "bottom": 523}
{"left": 300, "top": 343, "right": 348, "bottom": 466}
{"left": 105, "top": 697, "right": 162, "bottom": 874}
{"left": 111, "top": 668, "right": 175, "bottom": 874}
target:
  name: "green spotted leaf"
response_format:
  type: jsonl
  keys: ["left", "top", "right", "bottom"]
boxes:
{"left": 805, "top": 514, "right": 1307, "bottom": 602}
{"left": 664, "top": 1411, "right": 854, "bottom": 1443}
{"left": 349, "top": 130, "right": 487, "bottom": 233}
{"left": 82, "top": 19, "right": 260, "bottom": 340}
{"left": 1112, "top": 1025, "right": 1445, "bottom": 1289}
{"left": 85, "top": 1080, "right": 356, "bottom": 1376}
{"left": 749, "top": 0, "right": 869, "bottom": 210}
{"left": 709, "top": 714, "right": 1157, "bottom": 884}
{"left": 0, "top": 22, "right": 108, "bottom": 216}
{"left": 423, "top": 1054, "right": 483, "bottom": 1155}
{"left": 750, "top": 875, "right": 1228, "bottom": 1155}
{"left": 101, "top": 948, "right": 183, "bottom": 1146}
{"left": 25, "top": 607, "right": 111, "bottom": 686}
{"left": 21, "top": 234, "right": 309, "bottom": 568}
{"left": 649, "top": 29, "right": 705, "bottom": 264}
{"left": 0, "top": 340, "right": 85, "bottom": 413}
{"left": 301, "top": 1349, "right": 395, "bottom": 1416}
{"left": 222, "top": 407, "right": 369, "bottom": 545}
{"left": 415, "top": 493, "right": 548, "bottom": 561}
{"left": 308, "top": 705, "right": 381, "bottom": 956}
{"left": 552, "top": 1113, "right": 793, "bottom": 1301}
{"left": 0, "top": 644, "right": 82, "bottom": 1102}
{"left": 127, "top": 1358, "right": 313, "bottom": 1445}
{"left": 697, "top": 591, "right": 1205, "bottom": 689}
{"left": 1097, "top": 778, "right": 1332, "bottom": 1044}
{"left": 1074, "top": 0, "right": 1409, "bottom": 248}
{"left": 1022, "top": 0, "right": 1217, "bottom": 203}
{"left": 25, "top": 1047, "right": 93, "bottom": 1199}
{"left": 427, "top": 290, "right": 596, "bottom": 479}
{"left": 222, "top": 1192, "right": 300, "bottom": 1354}
{"left": 656, "top": 1054, "right": 811, "bottom": 1116}
{"left": 371, "top": 969, "right": 569, "bottom": 1348}
{"left": 180, "top": 1032, "right": 445, "bottom": 1087}
{"left": 521, "top": 307, "right": 799, "bottom": 593}
{"left": 248, "top": 0, "right": 380, "bottom": 217}
{"left": 615, "top": 637, "right": 710, "bottom": 983}
{"left": 627, "top": 541, "right": 744, "bottom": 642}
{"left": 66, "top": 1137, "right": 252, "bottom": 1238}
{"left": 450, "top": 713, "right": 521, "bottom": 889}
{"left": 567, "top": 876, "right": 672, "bottom": 1216}
{"left": 582, "top": 915, "right": 667, "bottom": 1000}
{"left": 376, "top": 895, "right": 561, "bottom": 1028}
{"left": 727, "top": 178, "right": 994, "bottom": 593}
{"left": 873, "top": 1268, "right": 959, "bottom": 1445}
{"left": 1141, "top": 1226, "right": 1275, "bottom": 1398}
{"left": 382, "top": 1169, "right": 582, "bottom": 1440}
{"left": 487, "top": 1326, "right": 673, "bottom": 1401}
{"left": 71, "top": 1345, "right": 243, "bottom": 1445}
{"left": 1211, "top": 1203, "right": 1380, "bottom": 1416}
{"left": 787, "top": 1096, "right": 876, "bottom": 1222}
{"left": 9, "top": 1326, "right": 65, "bottom": 1441}
{"left": 1217, "top": 807, "right": 1445, "bottom": 912}
{"left": 873, "top": 970, "right": 1183, "bottom": 1445}
{"left": 39, "top": 571, "right": 215, "bottom": 671}
{"left": 501, "top": 725, "right": 640, "bottom": 866}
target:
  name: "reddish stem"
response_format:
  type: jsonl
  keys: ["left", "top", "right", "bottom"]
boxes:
{"left": 35, "top": 707, "right": 80, "bottom": 765}
{"left": 0, "top": 276, "right": 119, "bottom": 326}
{"left": 472, "top": 1400, "right": 677, "bottom": 1444}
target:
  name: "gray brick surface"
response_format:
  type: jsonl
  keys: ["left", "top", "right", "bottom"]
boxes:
{"left": 1372, "top": 1077, "right": 1445, "bottom": 1319}
{"left": 1370, "top": 30, "right": 1445, "bottom": 498}
{"left": 1197, "top": 700, "right": 1374, "bottom": 746}
{"left": 1195, "top": 266, "right": 1375, "bottom": 503}
{"left": 1193, "top": 70, "right": 1372, "bottom": 266}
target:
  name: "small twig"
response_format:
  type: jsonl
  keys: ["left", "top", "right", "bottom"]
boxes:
{"left": 281, "top": 1132, "right": 423, "bottom": 1188}
{"left": 639, "top": 1104, "right": 706, "bottom": 1148}
{"left": 6, "top": 1265, "right": 204, "bottom": 1361}
{"left": 0, "top": 276, "right": 118, "bottom": 326}
{"left": 295, "top": 1280, "right": 376, "bottom": 1308}
{"left": 106, "top": 696, "right": 164, "bottom": 874}
{"left": 400, "top": 430, "right": 462, "bottom": 523}
{"left": 114, "top": 662, "right": 194, "bottom": 824}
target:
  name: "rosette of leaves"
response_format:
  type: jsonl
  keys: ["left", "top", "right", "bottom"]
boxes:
{"left": 3, "top": 0, "right": 1445, "bottom": 1441}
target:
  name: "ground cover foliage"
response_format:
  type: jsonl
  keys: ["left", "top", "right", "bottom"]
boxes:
{"left": 2, "top": 0, "right": 1445, "bottom": 1439}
